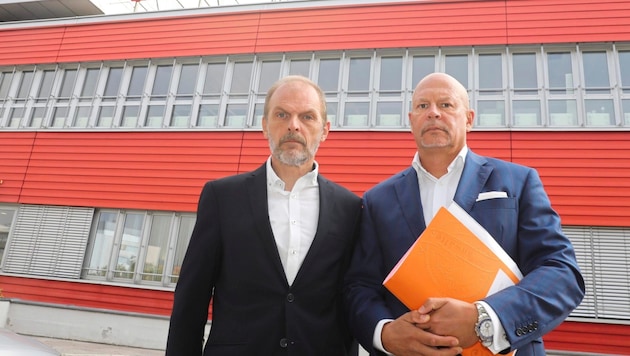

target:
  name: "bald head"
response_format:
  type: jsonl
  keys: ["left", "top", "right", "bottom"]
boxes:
{"left": 413, "top": 73, "right": 470, "bottom": 110}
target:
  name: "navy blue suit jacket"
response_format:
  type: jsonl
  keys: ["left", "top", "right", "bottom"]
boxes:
{"left": 167, "top": 163, "right": 362, "bottom": 356}
{"left": 344, "top": 150, "right": 585, "bottom": 355}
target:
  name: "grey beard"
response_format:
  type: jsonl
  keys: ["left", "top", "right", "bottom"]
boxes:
{"left": 269, "top": 139, "right": 319, "bottom": 167}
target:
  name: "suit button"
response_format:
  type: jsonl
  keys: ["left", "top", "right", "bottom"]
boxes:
{"left": 287, "top": 293, "right": 295, "bottom": 302}
{"left": 516, "top": 328, "right": 524, "bottom": 336}
{"left": 279, "top": 338, "right": 288, "bottom": 348}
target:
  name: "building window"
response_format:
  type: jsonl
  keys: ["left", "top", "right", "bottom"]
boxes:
{"left": 317, "top": 57, "right": 341, "bottom": 126}
{"left": 582, "top": 51, "right": 615, "bottom": 126}
{"left": 83, "top": 209, "right": 196, "bottom": 286}
{"left": 343, "top": 56, "right": 371, "bottom": 127}
{"left": 2, "top": 205, "right": 93, "bottom": 279}
{"left": 620, "top": 51, "right": 630, "bottom": 125}
{"left": 444, "top": 54, "right": 469, "bottom": 89}
{"left": 169, "top": 215, "right": 194, "bottom": 284}
{"left": 0, "top": 207, "right": 17, "bottom": 265}
{"left": 547, "top": 51, "right": 579, "bottom": 127}
{"left": 567, "top": 226, "right": 630, "bottom": 321}
{"left": 119, "top": 64, "right": 147, "bottom": 128}
{"left": 476, "top": 53, "right": 506, "bottom": 127}
{"left": 94, "top": 66, "right": 123, "bottom": 128}
{"left": 375, "top": 56, "right": 404, "bottom": 127}
{"left": 196, "top": 61, "right": 226, "bottom": 128}
{"left": 2, "top": 44, "right": 630, "bottom": 131}
{"left": 49, "top": 68, "right": 77, "bottom": 128}
{"left": 224, "top": 60, "right": 253, "bottom": 128}
{"left": 169, "top": 63, "right": 199, "bottom": 128}
{"left": 289, "top": 59, "right": 310, "bottom": 77}
{"left": 411, "top": 55, "right": 436, "bottom": 91}
{"left": 511, "top": 52, "right": 541, "bottom": 126}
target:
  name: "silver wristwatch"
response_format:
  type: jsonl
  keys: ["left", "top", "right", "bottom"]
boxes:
{"left": 474, "top": 303, "right": 494, "bottom": 347}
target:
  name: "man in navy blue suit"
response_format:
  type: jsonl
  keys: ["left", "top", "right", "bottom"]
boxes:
{"left": 167, "top": 76, "right": 362, "bottom": 356}
{"left": 344, "top": 72, "right": 585, "bottom": 355}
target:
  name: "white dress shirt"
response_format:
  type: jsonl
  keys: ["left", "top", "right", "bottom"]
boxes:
{"left": 266, "top": 157, "right": 319, "bottom": 286}
{"left": 413, "top": 146, "right": 467, "bottom": 225}
{"left": 373, "top": 146, "right": 510, "bottom": 354}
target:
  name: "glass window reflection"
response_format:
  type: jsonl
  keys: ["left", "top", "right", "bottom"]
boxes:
{"left": 620, "top": 51, "right": 630, "bottom": 93}
{"left": 197, "top": 104, "right": 219, "bottom": 127}
{"left": 318, "top": 59, "right": 340, "bottom": 92}
{"left": 115, "top": 213, "right": 144, "bottom": 279}
{"left": 513, "top": 100, "right": 541, "bottom": 126}
{"left": 585, "top": 99, "right": 614, "bottom": 126}
{"left": 477, "top": 100, "right": 505, "bottom": 126}
{"left": 548, "top": 52, "right": 574, "bottom": 94}
{"left": 86, "top": 212, "right": 118, "bottom": 277}
{"left": 583, "top": 52, "right": 610, "bottom": 93}
{"left": 376, "top": 102, "right": 402, "bottom": 126}
{"left": 348, "top": 57, "right": 370, "bottom": 93}
{"left": 170, "top": 215, "right": 195, "bottom": 283}
{"left": 513, "top": 53, "right": 538, "bottom": 94}
{"left": 142, "top": 214, "right": 170, "bottom": 282}
{"left": 479, "top": 54, "right": 502, "bottom": 95}
{"left": 379, "top": 57, "right": 402, "bottom": 93}
{"left": 445, "top": 55, "right": 468, "bottom": 88}
{"left": 549, "top": 99, "right": 578, "bottom": 126}
{"left": 344, "top": 102, "right": 369, "bottom": 126}
{"left": 412, "top": 56, "right": 435, "bottom": 88}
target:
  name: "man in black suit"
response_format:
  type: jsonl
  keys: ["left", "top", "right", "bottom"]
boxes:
{"left": 166, "top": 75, "right": 362, "bottom": 356}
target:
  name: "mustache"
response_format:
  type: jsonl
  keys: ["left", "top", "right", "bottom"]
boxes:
{"left": 421, "top": 122, "right": 449, "bottom": 134}
{"left": 280, "top": 133, "right": 306, "bottom": 145}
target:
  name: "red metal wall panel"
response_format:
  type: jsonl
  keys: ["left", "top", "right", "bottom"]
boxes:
{"left": 1, "top": 0, "right": 630, "bottom": 66}
{"left": 2, "top": 130, "right": 629, "bottom": 227}
{"left": 55, "top": 13, "right": 262, "bottom": 63}
{"left": 254, "top": 1, "right": 509, "bottom": 52}
{"left": 510, "top": 131, "right": 630, "bottom": 227}
{"left": 0, "top": 132, "right": 36, "bottom": 203}
{"left": 16, "top": 131, "right": 253, "bottom": 212}
{"left": 544, "top": 320, "right": 630, "bottom": 354}
{"left": 0, "top": 27, "right": 66, "bottom": 65}
{"left": 506, "top": 0, "right": 630, "bottom": 44}
{"left": 0, "top": 275, "right": 173, "bottom": 316}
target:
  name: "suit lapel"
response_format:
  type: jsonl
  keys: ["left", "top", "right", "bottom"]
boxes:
{"left": 394, "top": 167, "right": 426, "bottom": 242}
{"left": 394, "top": 151, "right": 492, "bottom": 238}
{"left": 454, "top": 151, "right": 492, "bottom": 211}
{"left": 246, "top": 164, "right": 287, "bottom": 280}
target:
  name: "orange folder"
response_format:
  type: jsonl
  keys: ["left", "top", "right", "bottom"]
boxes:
{"left": 383, "top": 203, "right": 522, "bottom": 356}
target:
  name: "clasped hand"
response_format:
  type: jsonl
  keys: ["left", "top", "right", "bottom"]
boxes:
{"left": 381, "top": 297, "right": 479, "bottom": 356}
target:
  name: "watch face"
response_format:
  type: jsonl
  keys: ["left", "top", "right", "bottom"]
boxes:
{"left": 479, "top": 319, "right": 493, "bottom": 338}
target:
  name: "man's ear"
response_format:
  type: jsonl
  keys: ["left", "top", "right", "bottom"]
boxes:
{"left": 320, "top": 121, "right": 331, "bottom": 142}
{"left": 466, "top": 110, "right": 475, "bottom": 131}
{"left": 262, "top": 117, "right": 268, "bottom": 138}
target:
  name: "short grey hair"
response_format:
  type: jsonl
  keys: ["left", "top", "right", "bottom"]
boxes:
{"left": 263, "top": 75, "right": 328, "bottom": 124}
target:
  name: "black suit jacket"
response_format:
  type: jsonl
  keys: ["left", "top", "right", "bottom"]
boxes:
{"left": 166, "top": 163, "right": 362, "bottom": 356}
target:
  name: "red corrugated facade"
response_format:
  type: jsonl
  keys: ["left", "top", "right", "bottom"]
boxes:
{"left": 2, "top": 130, "right": 629, "bottom": 227}
{"left": 1, "top": 0, "right": 629, "bottom": 353}
{"left": 1, "top": 0, "right": 630, "bottom": 65}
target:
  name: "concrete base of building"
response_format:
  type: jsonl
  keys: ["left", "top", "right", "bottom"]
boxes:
{"left": 1, "top": 298, "right": 177, "bottom": 350}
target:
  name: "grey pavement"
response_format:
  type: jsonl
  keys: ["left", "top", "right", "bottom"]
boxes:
{"left": 36, "top": 337, "right": 164, "bottom": 356}
{"left": 33, "top": 337, "right": 574, "bottom": 356}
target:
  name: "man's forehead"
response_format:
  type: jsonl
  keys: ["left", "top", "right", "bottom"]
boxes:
{"left": 414, "top": 88, "right": 456, "bottom": 101}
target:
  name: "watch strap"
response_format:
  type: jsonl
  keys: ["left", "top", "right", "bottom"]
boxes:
{"left": 474, "top": 303, "right": 494, "bottom": 347}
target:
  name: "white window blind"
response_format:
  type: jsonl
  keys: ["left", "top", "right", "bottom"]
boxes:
{"left": 565, "top": 226, "right": 630, "bottom": 320}
{"left": 3, "top": 205, "right": 94, "bottom": 279}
